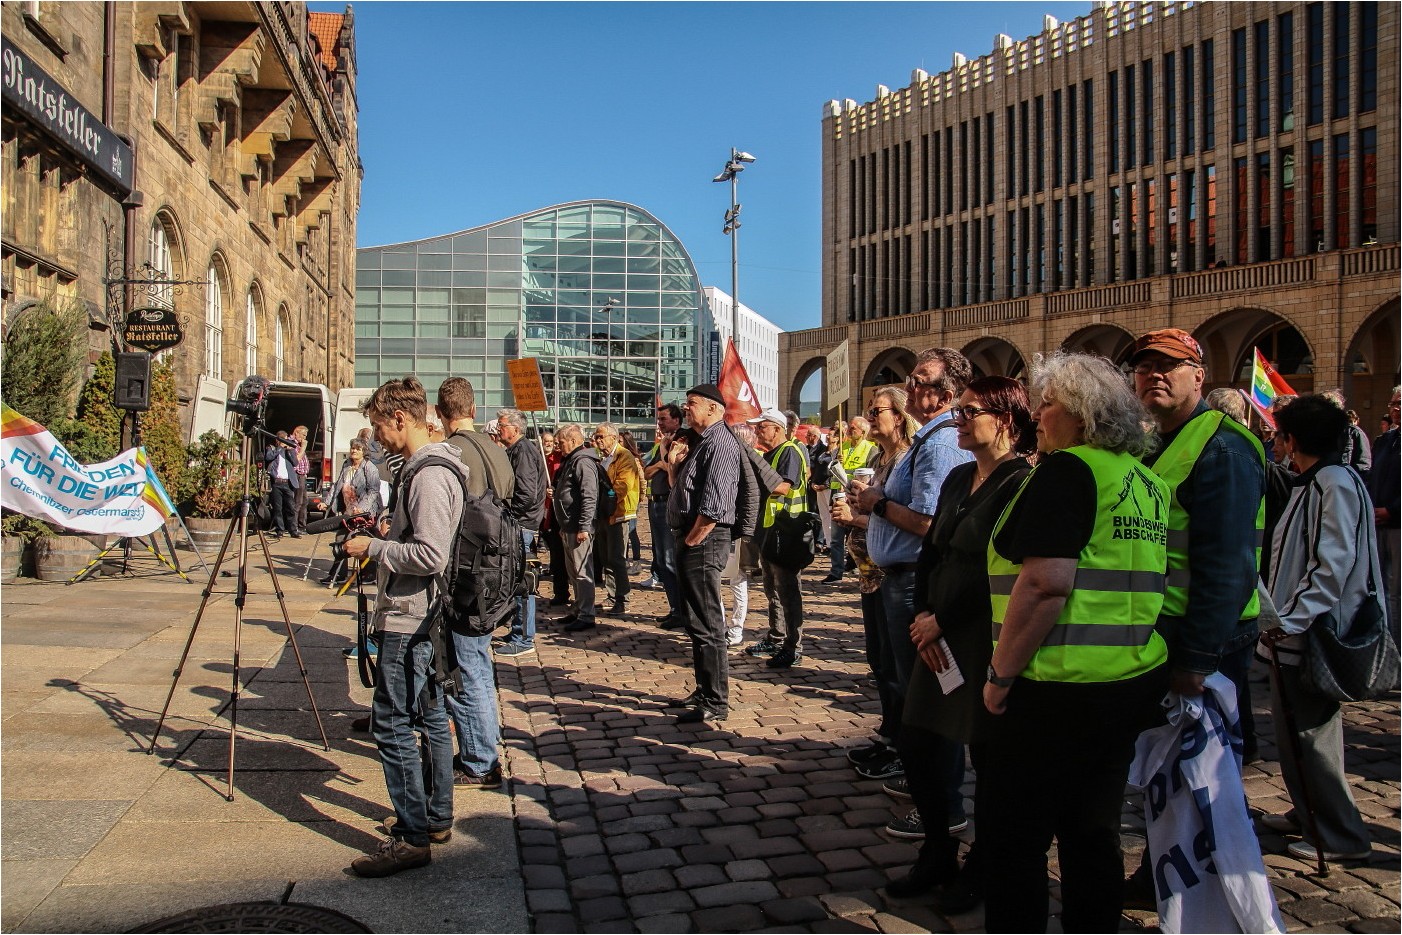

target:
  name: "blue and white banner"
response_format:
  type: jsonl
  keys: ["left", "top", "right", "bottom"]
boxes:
{"left": 1128, "top": 673, "right": 1284, "bottom": 934}
{"left": 2, "top": 404, "right": 175, "bottom": 536}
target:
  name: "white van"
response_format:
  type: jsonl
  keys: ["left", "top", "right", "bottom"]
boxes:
{"left": 330, "top": 387, "right": 373, "bottom": 473}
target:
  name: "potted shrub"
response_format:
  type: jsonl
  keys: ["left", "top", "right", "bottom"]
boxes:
{"left": 182, "top": 431, "right": 247, "bottom": 552}
{"left": 0, "top": 514, "right": 53, "bottom": 582}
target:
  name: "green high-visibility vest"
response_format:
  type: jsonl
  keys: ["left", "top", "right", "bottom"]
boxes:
{"left": 988, "top": 445, "right": 1170, "bottom": 683}
{"left": 831, "top": 439, "right": 877, "bottom": 489}
{"left": 1146, "top": 410, "right": 1266, "bottom": 620}
{"left": 763, "top": 439, "right": 809, "bottom": 529}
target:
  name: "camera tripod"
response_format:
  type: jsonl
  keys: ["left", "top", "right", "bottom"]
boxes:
{"left": 147, "top": 434, "right": 328, "bottom": 801}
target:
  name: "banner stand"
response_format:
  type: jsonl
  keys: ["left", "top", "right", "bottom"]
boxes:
{"left": 67, "top": 525, "right": 191, "bottom": 585}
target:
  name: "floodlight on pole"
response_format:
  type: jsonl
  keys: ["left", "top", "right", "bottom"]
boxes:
{"left": 711, "top": 147, "right": 755, "bottom": 363}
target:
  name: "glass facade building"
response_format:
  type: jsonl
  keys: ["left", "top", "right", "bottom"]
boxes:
{"left": 355, "top": 201, "right": 712, "bottom": 431}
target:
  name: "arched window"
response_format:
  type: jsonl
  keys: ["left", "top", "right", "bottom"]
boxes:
{"left": 245, "top": 285, "right": 261, "bottom": 376}
{"left": 148, "top": 213, "right": 184, "bottom": 363}
{"left": 274, "top": 305, "right": 287, "bottom": 380}
{"left": 147, "top": 220, "right": 173, "bottom": 308}
{"left": 205, "top": 259, "right": 225, "bottom": 378}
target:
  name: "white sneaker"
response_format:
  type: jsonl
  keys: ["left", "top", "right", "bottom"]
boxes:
{"left": 726, "top": 626, "right": 744, "bottom": 647}
{"left": 638, "top": 576, "right": 659, "bottom": 589}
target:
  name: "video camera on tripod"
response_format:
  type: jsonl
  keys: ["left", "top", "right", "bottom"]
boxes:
{"left": 305, "top": 511, "right": 382, "bottom": 563}
{"left": 226, "top": 375, "right": 271, "bottom": 438}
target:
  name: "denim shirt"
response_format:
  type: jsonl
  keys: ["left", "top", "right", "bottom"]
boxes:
{"left": 1146, "top": 401, "right": 1266, "bottom": 673}
{"left": 866, "top": 417, "right": 972, "bottom": 568}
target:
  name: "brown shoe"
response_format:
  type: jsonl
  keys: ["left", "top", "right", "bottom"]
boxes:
{"left": 384, "top": 815, "right": 451, "bottom": 844}
{"left": 454, "top": 764, "right": 503, "bottom": 789}
{"left": 351, "top": 837, "right": 431, "bottom": 877}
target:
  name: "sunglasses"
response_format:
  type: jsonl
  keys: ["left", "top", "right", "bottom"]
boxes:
{"left": 950, "top": 405, "right": 1003, "bottom": 424}
{"left": 1131, "top": 358, "right": 1199, "bottom": 376}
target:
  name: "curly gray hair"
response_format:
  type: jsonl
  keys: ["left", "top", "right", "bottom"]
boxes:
{"left": 1031, "top": 352, "right": 1157, "bottom": 457}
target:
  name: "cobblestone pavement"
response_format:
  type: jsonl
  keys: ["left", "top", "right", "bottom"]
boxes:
{"left": 496, "top": 559, "right": 1400, "bottom": 934}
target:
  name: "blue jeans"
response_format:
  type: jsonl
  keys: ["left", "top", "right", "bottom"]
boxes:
{"left": 506, "top": 530, "right": 537, "bottom": 647}
{"left": 444, "top": 628, "right": 500, "bottom": 775}
{"left": 880, "top": 568, "right": 920, "bottom": 698}
{"left": 862, "top": 589, "right": 900, "bottom": 740}
{"left": 371, "top": 630, "right": 454, "bottom": 845}
{"left": 829, "top": 522, "right": 849, "bottom": 576}
{"left": 648, "top": 500, "right": 682, "bottom": 616}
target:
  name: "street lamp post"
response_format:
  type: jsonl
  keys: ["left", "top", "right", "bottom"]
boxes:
{"left": 713, "top": 148, "right": 756, "bottom": 362}
{"left": 599, "top": 297, "right": 620, "bottom": 425}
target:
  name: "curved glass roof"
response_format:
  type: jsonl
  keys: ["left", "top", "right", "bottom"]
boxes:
{"left": 356, "top": 201, "right": 713, "bottom": 430}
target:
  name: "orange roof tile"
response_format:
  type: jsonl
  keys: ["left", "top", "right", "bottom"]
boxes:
{"left": 308, "top": 12, "right": 342, "bottom": 73}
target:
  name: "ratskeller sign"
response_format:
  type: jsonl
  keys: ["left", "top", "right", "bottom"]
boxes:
{"left": 123, "top": 307, "right": 184, "bottom": 353}
{"left": 1, "top": 37, "right": 132, "bottom": 195}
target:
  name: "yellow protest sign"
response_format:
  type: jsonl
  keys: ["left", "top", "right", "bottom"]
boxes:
{"left": 506, "top": 358, "right": 548, "bottom": 411}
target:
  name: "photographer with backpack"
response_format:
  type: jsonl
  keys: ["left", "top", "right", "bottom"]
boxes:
{"left": 341, "top": 376, "right": 466, "bottom": 878}
{"left": 435, "top": 379, "right": 514, "bottom": 788}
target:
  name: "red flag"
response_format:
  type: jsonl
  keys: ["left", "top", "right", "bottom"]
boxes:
{"left": 718, "top": 338, "right": 762, "bottom": 425}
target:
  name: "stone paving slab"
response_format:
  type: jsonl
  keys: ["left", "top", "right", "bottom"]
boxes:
{"left": 3, "top": 532, "right": 1397, "bottom": 933}
{"left": 0, "top": 543, "right": 525, "bottom": 933}
{"left": 491, "top": 547, "right": 1400, "bottom": 934}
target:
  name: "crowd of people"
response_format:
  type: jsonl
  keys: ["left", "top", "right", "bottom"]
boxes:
{"left": 307, "top": 337, "right": 1396, "bottom": 929}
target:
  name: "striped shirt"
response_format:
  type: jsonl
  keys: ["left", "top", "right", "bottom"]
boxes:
{"left": 667, "top": 419, "right": 744, "bottom": 531}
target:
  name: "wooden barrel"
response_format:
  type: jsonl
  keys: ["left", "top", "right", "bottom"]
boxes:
{"left": 34, "top": 535, "right": 100, "bottom": 582}
{"left": 1, "top": 536, "right": 23, "bottom": 583}
{"left": 186, "top": 518, "right": 232, "bottom": 554}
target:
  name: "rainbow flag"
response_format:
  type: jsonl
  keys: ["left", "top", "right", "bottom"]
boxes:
{"left": 1248, "top": 348, "right": 1297, "bottom": 428}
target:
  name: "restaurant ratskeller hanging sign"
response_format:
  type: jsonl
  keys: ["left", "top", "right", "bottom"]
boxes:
{"left": 123, "top": 307, "right": 185, "bottom": 353}
{"left": 1, "top": 37, "right": 133, "bottom": 196}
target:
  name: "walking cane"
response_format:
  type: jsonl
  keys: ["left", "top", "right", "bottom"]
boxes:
{"left": 1263, "top": 631, "right": 1329, "bottom": 877}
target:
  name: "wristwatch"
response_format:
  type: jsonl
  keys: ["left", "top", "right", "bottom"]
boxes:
{"left": 873, "top": 496, "right": 891, "bottom": 517}
{"left": 986, "top": 664, "right": 1017, "bottom": 688}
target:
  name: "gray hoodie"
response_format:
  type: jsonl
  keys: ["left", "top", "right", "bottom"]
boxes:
{"left": 365, "top": 441, "right": 469, "bottom": 636}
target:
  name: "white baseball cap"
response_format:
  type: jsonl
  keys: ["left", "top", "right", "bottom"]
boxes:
{"left": 747, "top": 408, "right": 788, "bottom": 429}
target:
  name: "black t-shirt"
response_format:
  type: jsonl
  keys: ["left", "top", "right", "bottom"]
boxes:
{"left": 991, "top": 450, "right": 1097, "bottom": 563}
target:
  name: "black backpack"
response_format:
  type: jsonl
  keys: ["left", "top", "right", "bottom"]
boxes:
{"left": 400, "top": 451, "right": 525, "bottom": 640}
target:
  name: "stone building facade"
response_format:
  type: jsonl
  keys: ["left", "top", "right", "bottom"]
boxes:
{"left": 1, "top": 1, "right": 359, "bottom": 436}
{"left": 784, "top": 0, "right": 1398, "bottom": 424}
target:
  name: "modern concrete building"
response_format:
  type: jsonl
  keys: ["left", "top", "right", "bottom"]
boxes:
{"left": 355, "top": 201, "right": 714, "bottom": 434}
{"left": 705, "top": 286, "right": 782, "bottom": 410}
{"left": 1, "top": 2, "right": 360, "bottom": 434}
{"left": 784, "top": 0, "right": 1397, "bottom": 422}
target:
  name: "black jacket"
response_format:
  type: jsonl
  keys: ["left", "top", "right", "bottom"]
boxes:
{"left": 503, "top": 437, "right": 547, "bottom": 530}
{"left": 735, "top": 445, "right": 784, "bottom": 539}
{"left": 1369, "top": 429, "right": 1400, "bottom": 527}
{"left": 553, "top": 446, "right": 601, "bottom": 532}
{"left": 807, "top": 443, "right": 833, "bottom": 494}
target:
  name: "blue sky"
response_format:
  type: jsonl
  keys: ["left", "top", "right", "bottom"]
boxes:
{"left": 333, "top": 1, "right": 1093, "bottom": 334}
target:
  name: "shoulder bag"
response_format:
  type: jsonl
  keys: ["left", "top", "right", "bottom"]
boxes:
{"left": 1300, "top": 480, "right": 1400, "bottom": 702}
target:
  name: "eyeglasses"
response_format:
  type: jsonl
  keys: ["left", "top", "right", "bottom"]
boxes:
{"left": 907, "top": 376, "right": 941, "bottom": 390}
{"left": 950, "top": 405, "right": 1003, "bottom": 424}
{"left": 1131, "top": 358, "right": 1199, "bottom": 376}
{"left": 866, "top": 407, "right": 894, "bottom": 419}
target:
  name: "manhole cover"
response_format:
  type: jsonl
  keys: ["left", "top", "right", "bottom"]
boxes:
{"left": 129, "top": 901, "right": 371, "bottom": 933}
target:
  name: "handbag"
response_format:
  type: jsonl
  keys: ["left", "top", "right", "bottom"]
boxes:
{"left": 1302, "top": 590, "right": 1399, "bottom": 702}
{"left": 761, "top": 509, "right": 822, "bottom": 570}
{"left": 1300, "top": 495, "right": 1400, "bottom": 702}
